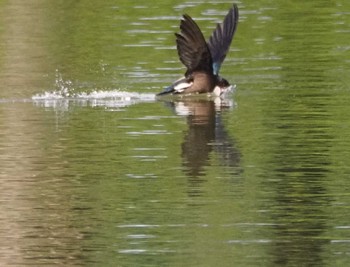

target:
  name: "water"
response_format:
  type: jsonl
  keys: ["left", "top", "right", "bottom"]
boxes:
{"left": 1, "top": 0, "right": 350, "bottom": 266}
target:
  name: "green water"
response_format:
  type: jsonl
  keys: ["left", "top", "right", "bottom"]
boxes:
{"left": 0, "top": 0, "right": 350, "bottom": 266}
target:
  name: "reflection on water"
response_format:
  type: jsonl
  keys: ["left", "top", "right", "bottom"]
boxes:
{"left": 162, "top": 98, "right": 240, "bottom": 194}
{"left": 267, "top": 106, "right": 332, "bottom": 266}
{"left": 164, "top": 98, "right": 241, "bottom": 199}
{"left": 263, "top": 5, "right": 338, "bottom": 265}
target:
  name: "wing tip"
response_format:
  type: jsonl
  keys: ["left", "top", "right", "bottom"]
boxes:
{"left": 157, "top": 87, "right": 175, "bottom": 96}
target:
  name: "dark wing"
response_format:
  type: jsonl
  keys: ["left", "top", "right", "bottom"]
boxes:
{"left": 207, "top": 4, "right": 239, "bottom": 75}
{"left": 175, "top": 14, "right": 213, "bottom": 76}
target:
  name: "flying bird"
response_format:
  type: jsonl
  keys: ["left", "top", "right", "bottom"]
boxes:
{"left": 157, "top": 4, "right": 239, "bottom": 96}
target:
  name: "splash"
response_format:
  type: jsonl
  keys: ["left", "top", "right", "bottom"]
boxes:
{"left": 31, "top": 70, "right": 235, "bottom": 111}
{"left": 31, "top": 69, "right": 156, "bottom": 110}
{"left": 32, "top": 89, "right": 156, "bottom": 110}
{"left": 32, "top": 89, "right": 156, "bottom": 101}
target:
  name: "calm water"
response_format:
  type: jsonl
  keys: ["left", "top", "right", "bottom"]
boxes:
{"left": 1, "top": 0, "right": 350, "bottom": 266}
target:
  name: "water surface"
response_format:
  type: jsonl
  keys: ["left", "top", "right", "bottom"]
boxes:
{"left": 1, "top": 0, "right": 350, "bottom": 266}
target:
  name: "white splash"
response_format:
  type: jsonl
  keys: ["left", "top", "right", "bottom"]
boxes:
{"left": 31, "top": 69, "right": 156, "bottom": 110}
{"left": 32, "top": 89, "right": 156, "bottom": 111}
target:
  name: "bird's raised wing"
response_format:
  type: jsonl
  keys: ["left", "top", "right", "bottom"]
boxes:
{"left": 175, "top": 14, "right": 213, "bottom": 76}
{"left": 207, "top": 4, "right": 239, "bottom": 75}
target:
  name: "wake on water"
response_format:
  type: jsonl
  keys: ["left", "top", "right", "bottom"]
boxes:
{"left": 29, "top": 70, "right": 235, "bottom": 111}
{"left": 32, "top": 89, "right": 157, "bottom": 111}
{"left": 29, "top": 70, "right": 157, "bottom": 110}
{"left": 31, "top": 88, "right": 235, "bottom": 114}
{"left": 25, "top": 72, "right": 233, "bottom": 112}
{"left": 0, "top": 70, "right": 233, "bottom": 111}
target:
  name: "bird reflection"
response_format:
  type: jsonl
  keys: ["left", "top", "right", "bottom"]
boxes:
{"left": 163, "top": 98, "right": 240, "bottom": 179}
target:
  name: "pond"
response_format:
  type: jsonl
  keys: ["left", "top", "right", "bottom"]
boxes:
{"left": 0, "top": 0, "right": 350, "bottom": 266}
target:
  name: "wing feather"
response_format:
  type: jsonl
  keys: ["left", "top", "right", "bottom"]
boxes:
{"left": 175, "top": 14, "right": 213, "bottom": 75}
{"left": 207, "top": 4, "right": 239, "bottom": 75}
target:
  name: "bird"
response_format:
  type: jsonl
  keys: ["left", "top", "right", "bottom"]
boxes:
{"left": 157, "top": 4, "right": 239, "bottom": 97}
